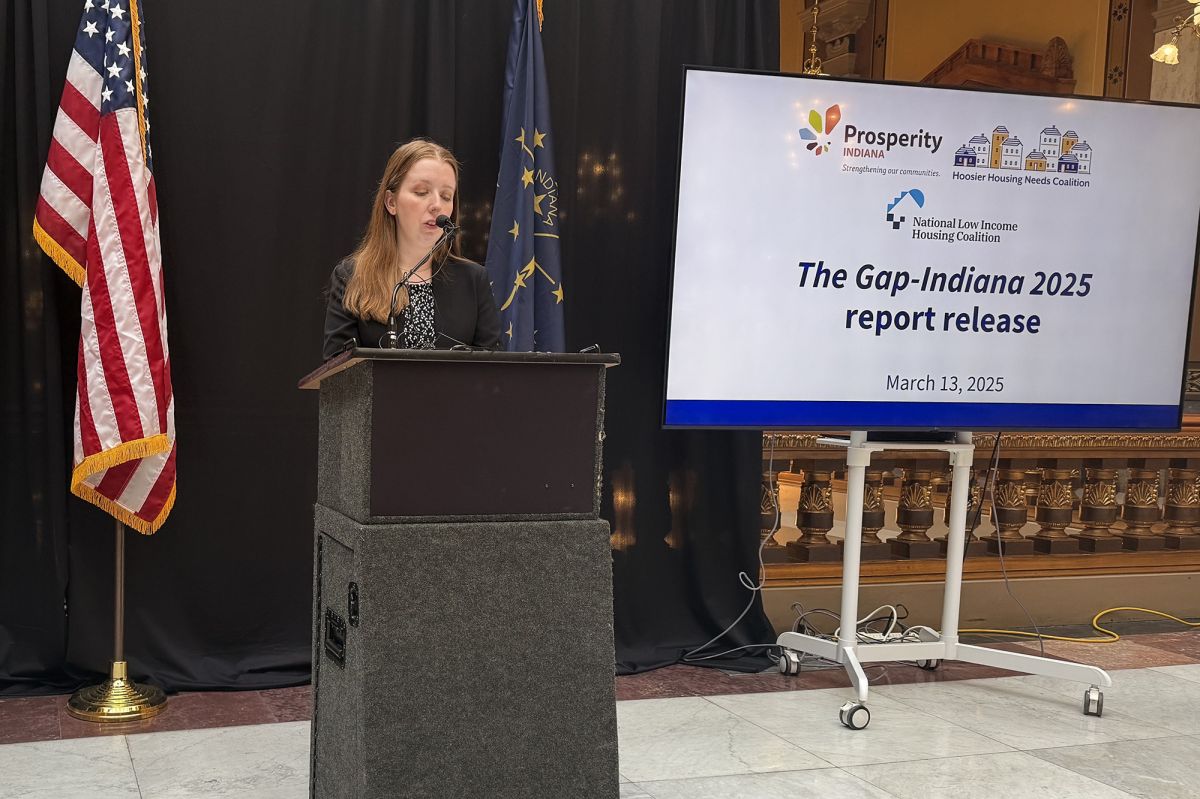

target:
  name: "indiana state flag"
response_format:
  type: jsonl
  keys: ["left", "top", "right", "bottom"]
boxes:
{"left": 485, "top": 0, "right": 565, "bottom": 352}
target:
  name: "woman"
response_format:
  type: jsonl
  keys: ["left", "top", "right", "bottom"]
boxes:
{"left": 323, "top": 139, "right": 501, "bottom": 359}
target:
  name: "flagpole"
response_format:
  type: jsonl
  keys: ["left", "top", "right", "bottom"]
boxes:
{"left": 66, "top": 520, "right": 167, "bottom": 722}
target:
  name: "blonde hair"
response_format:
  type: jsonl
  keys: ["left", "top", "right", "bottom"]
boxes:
{"left": 343, "top": 139, "right": 461, "bottom": 323}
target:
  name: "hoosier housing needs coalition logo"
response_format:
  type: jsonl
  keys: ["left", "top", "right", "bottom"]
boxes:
{"left": 952, "top": 123, "right": 1093, "bottom": 188}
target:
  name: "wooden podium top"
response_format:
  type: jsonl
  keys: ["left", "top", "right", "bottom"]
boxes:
{"left": 298, "top": 347, "right": 621, "bottom": 389}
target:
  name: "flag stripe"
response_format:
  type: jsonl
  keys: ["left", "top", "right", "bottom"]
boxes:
{"left": 49, "top": 107, "right": 98, "bottom": 172}
{"left": 138, "top": 445, "right": 176, "bottom": 524}
{"left": 101, "top": 113, "right": 167, "bottom": 427}
{"left": 34, "top": 197, "right": 88, "bottom": 264}
{"left": 65, "top": 49, "right": 104, "bottom": 97}
{"left": 46, "top": 138, "right": 93, "bottom": 207}
{"left": 76, "top": 338, "right": 102, "bottom": 456}
{"left": 39, "top": 166, "right": 91, "bottom": 240}
{"left": 135, "top": 443, "right": 175, "bottom": 520}
{"left": 84, "top": 218, "right": 144, "bottom": 444}
{"left": 92, "top": 126, "right": 157, "bottom": 438}
{"left": 77, "top": 284, "right": 122, "bottom": 455}
{"left": 122, "top": 120, "right": 169, "bottom": 384}
{"left": 96, "top": 456, "right": 139, "bottom": 499}
{"left": 60, "top": 80, "right": 101, "bottom": 142}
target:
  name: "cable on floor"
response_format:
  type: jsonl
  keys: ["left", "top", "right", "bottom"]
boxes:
{"left": 960, "top": 606, "right": 1200, "bottom": 644}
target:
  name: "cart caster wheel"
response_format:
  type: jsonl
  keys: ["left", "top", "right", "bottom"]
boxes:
{"left": 778, "top": 650, "right": 802, "bottom": 676}
{"left": 1083, "top": 686, "right": 1104, "bottom": 717}
{"left": 916, "top": 658, "right": 940, "bottom": 671}
{"left": 839, "top": 701, "right": 871, "bottom": 730}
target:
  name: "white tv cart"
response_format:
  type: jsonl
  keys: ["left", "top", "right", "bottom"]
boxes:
{"left": 775, "top": 431, "right": 1111, "bottom": 730}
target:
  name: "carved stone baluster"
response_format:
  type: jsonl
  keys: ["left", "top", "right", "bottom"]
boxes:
{"left": 857, "top": 469, "right": 893, "bottom": 561}
{"left": 938, "top": 467, "right": 987, "bottom": 557}
{"left": 787, "top": 470, "right": 840, "bottom": 562}
{"left": 1075, "top": 468, "right": 1123, "bottom": 553}
{"left": 1032, "top": 468, "right": 1080, "bottom": 554}
{"left": 1120, "top": 468, "right": 1166, "bottom": 551}
{"left": 986, "top": 468, "right": 1036, "bottom": 556}
{"left": 1164, "top": 468, "right": 1200, "bottom": 551}
{"left": 760, "top": 470, "right": 789, "bottom": 563}
{"left": 891, "top": 470, "right": 939, "bottom": 559}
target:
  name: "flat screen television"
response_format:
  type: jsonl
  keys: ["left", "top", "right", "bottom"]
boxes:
{"left": 663, "top": 67, "right": 1200, "bottom": 431}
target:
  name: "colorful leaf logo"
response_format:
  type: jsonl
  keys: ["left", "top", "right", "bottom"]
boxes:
{"left": 799, "top": 104, "right": 841, "bottom": 156}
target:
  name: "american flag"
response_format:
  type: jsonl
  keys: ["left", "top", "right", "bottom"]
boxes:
{"left": 33, "top": 0, "right": 175, "bottom": 534}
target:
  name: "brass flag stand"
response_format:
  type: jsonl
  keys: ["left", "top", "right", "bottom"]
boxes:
{"left": 66, "top": 520, "right": 167, "bottom": 722}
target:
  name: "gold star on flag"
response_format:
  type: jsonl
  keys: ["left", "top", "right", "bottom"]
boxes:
{"left": 514, "top": 270, "right": 528, "bottom": 289}
{"left": 509, "top": 220, "right": 519, "bottom": 239}
{"left": 532, "top": 129, "right": 546, "bottom": 148}
{"left": 552, "top": 284, "right": 564, "bottom": 304}
{"left": 521, "top": 168, "right": 534, "bottom": 188}
{"left": 533, "top": 192, "right": 546, "bottom": 214}
{"left": 506, "top": 322, "right": 514, "bottom": 339}
{"left": 514, "top": 127, "right": 526, "bottom": 146}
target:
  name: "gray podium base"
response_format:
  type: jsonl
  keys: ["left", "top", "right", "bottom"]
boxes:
{"left": 311, "top": 504, "right": 619, "bottom": 798}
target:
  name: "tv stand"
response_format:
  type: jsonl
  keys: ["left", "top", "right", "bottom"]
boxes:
{"left": 775, "top": 431, "right": 1111, "bottom": 729}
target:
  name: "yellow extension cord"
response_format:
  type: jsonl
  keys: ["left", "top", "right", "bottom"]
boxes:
{"left": 960, "top": 607, "right": 1200, "bottom": 644}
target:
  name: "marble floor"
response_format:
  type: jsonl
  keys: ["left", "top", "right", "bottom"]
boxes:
{"left": 2, "top": 631, "right": 1199, "bottom": 798}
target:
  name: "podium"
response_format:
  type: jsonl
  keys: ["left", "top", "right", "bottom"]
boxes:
{"left": 300, "top": 348, "right": 621, "bottom": 798}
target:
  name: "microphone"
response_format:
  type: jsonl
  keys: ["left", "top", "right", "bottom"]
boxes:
{"left": 434, "top": 330, "right": 496, "bottom": 352}
{"left": 383, "top": 223, "right": 456, "bottom": 348}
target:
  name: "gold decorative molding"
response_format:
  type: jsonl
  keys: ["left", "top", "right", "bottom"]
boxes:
{"left": 973, "top": 433, "right": 1200, "bottom": 450}
{"left": 765, "top": 431, "right": 1200, "bottom": 454}
{"left": 764, "top": 433, "right": 832, "bottom": 449}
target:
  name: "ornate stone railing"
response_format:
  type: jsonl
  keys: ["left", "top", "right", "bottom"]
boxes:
{"left": 760, "top": 425, "right": 1200, "bottom": 585}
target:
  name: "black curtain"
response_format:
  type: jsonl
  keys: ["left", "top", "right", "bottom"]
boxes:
{"left": 1, "top": 0, "right": 778, "bottom": 694}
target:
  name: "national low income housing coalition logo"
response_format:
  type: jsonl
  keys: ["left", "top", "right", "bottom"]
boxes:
{"left": 885, "top": 187, "right": 1020, "bottom": 245}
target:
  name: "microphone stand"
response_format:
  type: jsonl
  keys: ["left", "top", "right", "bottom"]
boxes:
{"left": 383, "top": 225, "right": 457, "bottom": 349}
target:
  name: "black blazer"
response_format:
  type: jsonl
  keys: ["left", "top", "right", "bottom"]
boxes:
{"left": 322, "top": 255, "right": 502, "bottom": 360}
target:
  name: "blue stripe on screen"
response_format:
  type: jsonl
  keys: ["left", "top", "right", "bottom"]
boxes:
{"left": 664, "top": 400, "right": 1178, "bottom": 429}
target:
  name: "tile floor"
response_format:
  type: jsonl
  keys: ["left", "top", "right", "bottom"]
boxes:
{"left": 2, "top": 633, "right": 1199, "bottom": 798}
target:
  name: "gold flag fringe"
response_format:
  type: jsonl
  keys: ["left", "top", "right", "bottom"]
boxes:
{"left": 130, "top": 0, "right": 148, "bottom": 158}
{"left": 32, "top": 219, "right": 86, "bottom": 287}
{"left": 73, "top": 480, "right": 175, "bottom": 535}
{"left": 71, "top": 433, "right": 173, "bottom": 535}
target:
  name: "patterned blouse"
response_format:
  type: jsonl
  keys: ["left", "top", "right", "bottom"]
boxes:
{"left": 401, "top": 282, "right": 436, "bottom": 349}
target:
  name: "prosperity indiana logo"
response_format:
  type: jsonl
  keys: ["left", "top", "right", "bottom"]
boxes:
{"left": 798, "top": 104, "right": 842, "bottom": 156}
